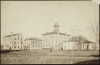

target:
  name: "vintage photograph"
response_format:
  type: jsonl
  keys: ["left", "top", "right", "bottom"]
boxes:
{"left": 1, "top": 0, "right": 99, "bottom": 64}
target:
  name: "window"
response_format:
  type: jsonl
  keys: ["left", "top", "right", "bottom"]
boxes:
{"left": 83, "top": 45, "right": 84, "bottom": 49}
{"left": 21, "top": 46, "right": 22, "bottom": 49}
{"left": 15, "top": 46, "right": 16, "bottom": 48}
{"left": 18, "top": 46, "right": 19, "bottom": 48}
{"left": 15, "top": 38, "right": 16, "bottom": 40}
{"left": 18, "top": 38, "right": 19, "bottom": 40}
{"left": 36, "top": 45, "right": 37, "bottom": 47}
{"left": 21, "top": 42, "right": 22, "bottom": 45}
{"left": 33, "top": 45, "right": 34, "bottom": 47}
{"left": 87, "top": 45, "right": 88, "bottom": 49}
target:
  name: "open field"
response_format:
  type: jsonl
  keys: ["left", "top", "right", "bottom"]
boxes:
{"left": 1, "top": 50, "right": 99, "bottom": 64}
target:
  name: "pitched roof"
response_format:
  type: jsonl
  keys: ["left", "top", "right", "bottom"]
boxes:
{"left": 3, "top": 33, "right": 21, "bottom": 38}
{"left": 42, "top": 31, "right": 70, "bottom": 36}
{"left": 83, "top": 41, "right": 94, "bottom": 43}
{"left": 25, "top": 37, "right": 42, "bottom": 41}
{"left": 54, "top": 22, "right": 59, "bottom": 27}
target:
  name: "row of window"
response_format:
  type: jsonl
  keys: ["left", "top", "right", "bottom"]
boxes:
{"left": 12, "top": 41, "right": 23, "bottom": 45}
{"left": 33, "top": 45, "right": 42, "bottom": 47}
{"left": 44, "top": 36, "right": 66, "bottom": 38}
{"left": 82, "top": 45, "right": 95, "bottom": 49}
{"left": 4, "top": 38, "right": 23, "bottom": 41}
{"left": 33, "top": 41, "right": 42, "bottom": 44}
{"left": 12, "top": 46, "right": 22, "bottom": 49}
{"left": 44, "top": 40, "right": 64, "bottom": 43}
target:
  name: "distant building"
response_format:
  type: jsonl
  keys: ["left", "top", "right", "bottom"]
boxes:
{"left": 82, "top": 41, "right": 95, "bottom": 50}
{"left": 24, "top": 37, "right": 42, "bottom": 50}
{"left": 63, "top": 41, "right": 78, "bottom": 50}
{"left": 42, "top": 22, "right": 70, "bottom": 50}
{"left": 3, "top": 32, "right": 24, "bottom": 50}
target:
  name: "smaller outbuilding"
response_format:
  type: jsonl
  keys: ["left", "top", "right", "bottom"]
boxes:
{"left": 63, "top": 40, "right": 79, "bottom": 50}
{"left": 82, "top": 41, "right": 95, "bottom": 50}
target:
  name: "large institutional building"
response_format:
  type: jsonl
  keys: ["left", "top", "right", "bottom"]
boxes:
{"left": 42, "top": 22, "right": 70, "bottom": 50}
{"left": 3, "top": 32, "right": 24, "bottom": 50}
{"left": 2, "top": 23, "right": 98, "bottom": 51}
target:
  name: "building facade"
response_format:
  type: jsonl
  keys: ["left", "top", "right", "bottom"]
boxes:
{"left": 3, "top": 32, "right": 24, "bottom": 50}
{"left": 63, "top": 41, "right": 78, "bottom": 50}
{"left": 24, "top": 37, "right": 42, "bottom": 50}
{"left": 42, "top": 22, "right": 70, "bottom": 50}
{"left": 82, "top": 41, "right": 95, "bottom": 50}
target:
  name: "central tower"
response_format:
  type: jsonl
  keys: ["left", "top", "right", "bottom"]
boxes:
{"left": 53, "top": 22, "right": 59, "bottom": 32}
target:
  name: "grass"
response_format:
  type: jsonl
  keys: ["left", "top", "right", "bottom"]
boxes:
{"left": 1, "top": 50, "right": 99, "bottom": 64}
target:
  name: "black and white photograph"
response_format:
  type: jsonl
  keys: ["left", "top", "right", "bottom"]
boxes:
{"left": 1, "top": 0, "right": 99, "bottom": 64}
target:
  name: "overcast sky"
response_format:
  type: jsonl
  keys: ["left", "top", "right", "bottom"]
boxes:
{"left": 1, "top": 1, "right": 99, "bottom": 44}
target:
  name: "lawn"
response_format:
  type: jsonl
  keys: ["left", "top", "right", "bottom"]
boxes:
{"left": 1, "top": 50, "right": 99, "bottom": 64}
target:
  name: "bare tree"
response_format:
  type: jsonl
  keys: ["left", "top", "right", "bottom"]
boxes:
{"left": 88, "top": 19, "right": 99, "bottom": 51}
